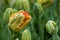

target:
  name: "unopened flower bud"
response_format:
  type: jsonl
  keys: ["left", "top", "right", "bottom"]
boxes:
{"left": 46, "top": 20, "right": 57, "bottom": 34}
{"left": 37, "top": 0, "right": 53, "bottom": 7}
{"left": 22, "top": 29, "right": 31, "bottom": 40}
{"left": 3, "top": 8, "right": 18, "bottom": 23}
{"left": 9, "top": 10, "right": 31, "bottom": 32}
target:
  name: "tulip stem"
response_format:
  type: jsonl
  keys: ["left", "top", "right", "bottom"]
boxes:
{"left": 10, "top": 31, "right": 22, "bottom": 40}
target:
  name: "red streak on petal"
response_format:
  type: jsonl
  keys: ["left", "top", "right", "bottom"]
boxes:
{"left": 18, "top": 10, "right": 29, "bottom": 17}
{"left": 19, "top": 14, "right": 31, "bottom": 30}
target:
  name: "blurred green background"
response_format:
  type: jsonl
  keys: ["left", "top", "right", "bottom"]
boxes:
{"left": 0, "top": 0, "right": 60, "bottom": 40}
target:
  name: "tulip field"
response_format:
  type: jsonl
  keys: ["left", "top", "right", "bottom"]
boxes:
{"left": 0, "top": 0, "right": 60, "bottom": 40}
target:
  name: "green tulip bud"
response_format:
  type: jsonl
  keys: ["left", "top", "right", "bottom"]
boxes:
{"left": 22, "top": 0, "right": 30, "bottom": 12}
{"left": 3, "top": 8, "right": 18, "bottom": 23}
{"left": 13, "top": 0, "right": 23, "bottom": 10}
{"left": 46, "top": 20, "right": 58, "bottom": 34}
{"left": 22, "top": 29, "right": 31, "bottom": 40}
{"left": 13, "top": 0, "right": 30, "bottom": 12}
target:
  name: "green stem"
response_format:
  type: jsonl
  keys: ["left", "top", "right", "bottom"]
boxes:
{"left": 9, "top": 31, "right": 22, "bottom": 40}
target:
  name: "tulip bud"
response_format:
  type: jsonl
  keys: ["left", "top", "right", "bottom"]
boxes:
{"left": 9, "top": 10, "right": 31, "bottom": 32}
{"left": 22, "top": 0, "right": 30, "bottom": 12}
{"left": 37, "top": 0, "right": 53, "bottom": 7}
{"left": 46, "top": 20, "right": 58, "bottom": 34}
{"left": 13, "top": 0, "right": 23, "bottom": 10}
{"left": 22, "top": 29, "right": 31, "bottom": 40}
{"left": 3, "top": 8, "right": 18, "bottom": 23}
{"left": 6, "top": 0, "right": 16, "bottom": 6}
{"left": 13, "top": 0, "right": 30, "bottom": 11}
{"left": 29, "top": 0, "right": 36, "bottom": 6}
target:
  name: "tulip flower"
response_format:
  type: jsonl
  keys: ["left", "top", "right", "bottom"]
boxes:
{"left": 9, "top": 10, "right": 31, "bottom": 32}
